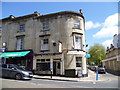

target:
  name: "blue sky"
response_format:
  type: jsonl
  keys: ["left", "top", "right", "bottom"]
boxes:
{"left": 2, "top": 2, "right": 119, "bottom": 50}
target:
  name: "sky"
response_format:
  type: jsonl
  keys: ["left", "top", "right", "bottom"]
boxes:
{"left": 1, "top": 2, "right": 119, "bottom": 50}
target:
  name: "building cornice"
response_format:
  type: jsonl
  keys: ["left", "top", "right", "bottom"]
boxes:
{"left": 1, "top": 11, "right": 84, "bottom": 22}
{"left": 36, "top": 11, "right": 84, "bottom": 19}
{"left": 102, "top": 55, "right": 120, "bottom": 62}
{"left": 1, "top": 12, "right": 40, "bottom": 22}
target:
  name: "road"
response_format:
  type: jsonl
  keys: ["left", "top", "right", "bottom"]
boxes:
{"left": 0, "top": 72, "right": 119, "bottom": 88}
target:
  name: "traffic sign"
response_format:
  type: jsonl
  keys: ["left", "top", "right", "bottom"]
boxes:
{"left": 86, "top": 54, "right": 90, "bottom": 58}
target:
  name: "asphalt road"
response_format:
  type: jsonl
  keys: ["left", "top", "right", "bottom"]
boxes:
{"left": 0, "top": 72, "right": 119, "bottom": 89}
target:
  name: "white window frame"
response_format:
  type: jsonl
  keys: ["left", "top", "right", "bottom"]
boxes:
{"left": 40, "top": 39, "right": 49, "bottom": 51}
{"left": 73, "top": 20, "right": 80, "bottom": 29}
{"left": 16, "top": 37, "right": 24, "bottom": 50}
{"left": 74, "top": 36, "right": 82, "bottom": 49}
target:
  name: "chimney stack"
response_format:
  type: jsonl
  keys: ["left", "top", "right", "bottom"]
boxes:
{"left": 79, "top": 9, "right": 83, "bottom": 14}
{"left": 9, "top": 15, "right": 15, "bottom": 19}
{"left": 34, "top": 11, "right": 41, "bottom": 16}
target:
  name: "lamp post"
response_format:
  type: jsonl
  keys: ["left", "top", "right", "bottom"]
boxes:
{"left": 85, "top": 44, "right": 89, "bottom": 77}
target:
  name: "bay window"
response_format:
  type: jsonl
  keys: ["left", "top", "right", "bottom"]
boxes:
{"left": 74, "top": 36, "right": 82, "bottom": 49}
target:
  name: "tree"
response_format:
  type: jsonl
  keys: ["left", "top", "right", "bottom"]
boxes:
{"left": 88, "top": 43, "right": 106, "bottom": 66}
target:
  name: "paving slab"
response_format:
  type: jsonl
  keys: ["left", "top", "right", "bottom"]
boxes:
{"left": 33, "top": 70, "right": 110, "bottom": 82}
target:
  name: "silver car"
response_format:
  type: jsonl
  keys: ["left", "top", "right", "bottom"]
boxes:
{"left": 0, "top": 64, "right": 33, "bottom": 80}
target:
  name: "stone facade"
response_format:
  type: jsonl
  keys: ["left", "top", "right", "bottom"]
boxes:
{"left": 0, "top": 22, "right": 2, "bottom": 54}
{"left": 102, "top": 34, "right": 120, "bottom": 76}
{"left": 1, "top": 10, "right": 87, "bottom": 77}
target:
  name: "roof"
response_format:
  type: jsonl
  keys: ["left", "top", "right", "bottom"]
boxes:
{"left": 36, "top": 11, "right": 84, "bottom": 19}
{"left": 1, "top": 11, "right": 84, "bottom": 22}
{"left": 1, "top": 12, "right": 40, "bottom": 21}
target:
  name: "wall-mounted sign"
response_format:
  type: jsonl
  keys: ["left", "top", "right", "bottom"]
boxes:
{"left": 86, "top": 54, "right": 90, "bottom": 58}
{"left": 67, "top": 51, "right": 84, "bottom": 55}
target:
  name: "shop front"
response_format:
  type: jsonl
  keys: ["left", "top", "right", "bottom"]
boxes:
{"left": 34, "top": 53, "right": 63, "bottom": 76}
{"left": 0, "top": 50, "right": 34, "bottom": 71}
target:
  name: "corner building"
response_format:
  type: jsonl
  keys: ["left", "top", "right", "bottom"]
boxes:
{"left": 1, "top": 10, "right": 87, "bottom": 77}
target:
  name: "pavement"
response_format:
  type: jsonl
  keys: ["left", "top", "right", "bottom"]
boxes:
{"left": 33, "top": 69, "right": 110, "bottom": 82}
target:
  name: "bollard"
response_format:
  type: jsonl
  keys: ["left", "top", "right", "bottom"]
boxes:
{"left": 50, "top": 70, "right": 52, "bottom": 78}
{"left": 96, "top": 69, "right": 98, "bottom": 80}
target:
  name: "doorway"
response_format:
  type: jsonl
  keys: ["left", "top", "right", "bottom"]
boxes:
{"left": 53, "top": 61, "right": 60, "bottom": 75}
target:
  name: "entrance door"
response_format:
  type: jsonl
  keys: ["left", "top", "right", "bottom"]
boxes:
{"left": 53, "top": 62, "right": 56, "bottom": 75}
{"left": 53, "top": 62, "right": 60, "bottom": 75}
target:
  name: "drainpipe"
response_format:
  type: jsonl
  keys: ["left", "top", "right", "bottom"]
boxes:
{"left": 61, "top": 51, "right": 64, "bottom": 75}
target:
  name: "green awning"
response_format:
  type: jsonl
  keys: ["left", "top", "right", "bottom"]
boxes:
{"left": 0, "top": 51, "right": 30, "bottom": 57}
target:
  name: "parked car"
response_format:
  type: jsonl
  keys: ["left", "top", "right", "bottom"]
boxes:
{"left": 89, "top": 66, "right": 106, "bottom": 74}
{"left": 0, "top": 64, "right": 33, "bottom": 80}
{"left": 89, "top": 66, "right": 97, "bottom": 71}
{"left": 97, "top": 67, "right": 106, "bottom": 74}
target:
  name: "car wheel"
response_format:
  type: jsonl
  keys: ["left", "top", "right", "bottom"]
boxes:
{"left": 15, "top": 74, "right": 22, "bottom": 80}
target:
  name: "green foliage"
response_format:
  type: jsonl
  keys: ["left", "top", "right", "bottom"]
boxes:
{"left": 88, "top": 43, "right": 106, "bottom": 66}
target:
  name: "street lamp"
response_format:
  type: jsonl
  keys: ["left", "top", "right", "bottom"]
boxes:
{"left": 2, "top": 42, "right": 7, "bottom": 52}
{"left": 2, "top": 42, "right": 7, "bottom": 64}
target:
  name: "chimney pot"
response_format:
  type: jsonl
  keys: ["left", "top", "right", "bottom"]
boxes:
{"left": 9, "top": 15, "right": 15, "bottom": 19}
{"left": 34, "top": 11, "right": 41, "bottom": 16}
{"left": 79, "top": 9, "right": 83, "bottom": 14}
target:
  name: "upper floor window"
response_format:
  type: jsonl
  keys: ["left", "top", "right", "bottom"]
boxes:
{"left": 19, "top": 24, "right": 25, "bottom": 32}
{"left": 73, "top": 20, "right": 80, "bottom": 29}
{"left": 74, "top": 36, "right": 82, "bottom": 49}
{"left": 16, "top": 37, "right": 24, "bottom": 50}
{"left": 43, "top": 22, "right": 49, "bottom": 30}
{"left": 40, "top": 39, "right": 49, "bottom": 51}
{"left": 43, "top": 39, "right": 49, "bottom": 44}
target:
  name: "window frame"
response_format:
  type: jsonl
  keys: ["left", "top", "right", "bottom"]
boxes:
{"left": 40, "top": 39, "right": 49, "bottom": 51}
{"left": 76, "top": 57, "right": 82, "bottom": 67}
{"left": 16, "top": 37, "right": 24, "bottom": 50}
{"left": 74, "top": 36, "right": 82, "bottom": 50}
{"left": 36, "top": 63, "right": 50, "bottom": 71}
{"left": 42, "top": 22, "right": 49, "bottom": 31}
{"left": 73, "top": 20, "right": 81, "bottom": 29}
{"left": 18, "top": 24, "right": 25, "bottom": 32}
{"left": 43, "top": 39, "right": 49, "bottom": 44}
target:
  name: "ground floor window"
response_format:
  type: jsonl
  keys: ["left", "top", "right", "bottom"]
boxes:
{"left": 76, "top": 57, "right": 82, "bottom": 67}
{"left": 36, "top": 63, "right": 50, "bottom": 71}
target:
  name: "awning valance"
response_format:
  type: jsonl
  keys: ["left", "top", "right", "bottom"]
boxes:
{"left": 0, "top": 51, "right": 30, "bottom": 57}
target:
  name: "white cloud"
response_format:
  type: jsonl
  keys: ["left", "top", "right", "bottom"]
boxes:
{"left": 85, "top": 21, "right": 101, "bottom": 30}
{"left": 102, "top": 39, "right": 113, "bottom": 48}
{"left": 93, "top": 26, "right": 118, "bottom": 38}
{"left": 103, "top": 13, "right": 118, "bottom": 27}
{"left": 93, "top": 13, "right": 119, "bottom": 38}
